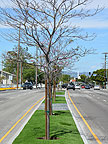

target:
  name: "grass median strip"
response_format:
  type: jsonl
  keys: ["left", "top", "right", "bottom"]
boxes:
{"left": 13, "top": 91, "right": 84, "bottom": 144}
{"left": 52, "top": 96, "right": 66, "bottom": 104}
{"left": 56, "top": 90, "right": 65, "bottom": 95}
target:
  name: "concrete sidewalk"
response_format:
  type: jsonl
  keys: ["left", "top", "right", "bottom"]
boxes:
{"left": 38, "top": 103, "right": 69, "bottom": 111}
{"left": 38, "top": 94, "right": 69, "bottom": 111}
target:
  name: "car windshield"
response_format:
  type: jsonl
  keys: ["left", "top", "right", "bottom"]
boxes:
{"left": 69, "top": 83, "right": 74, "bottom": 85}
{"left": 24, "top": 82, "right": 32, "bottom": 85}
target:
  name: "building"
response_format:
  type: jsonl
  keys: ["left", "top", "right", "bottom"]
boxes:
{"left": 0, "top": 70, "right": 16, "bottom": 86}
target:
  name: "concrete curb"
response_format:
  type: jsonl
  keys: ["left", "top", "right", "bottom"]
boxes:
{"left": 65, "top": 90, "right": 88, "bottom": 144}
{"left": 7, "top": 98, "right": 45, "bottom": 144}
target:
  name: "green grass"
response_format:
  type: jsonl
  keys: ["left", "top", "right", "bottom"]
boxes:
{"left": 13, "top": 90, "right": 84, "bottom": 144}
{"left": 43, "top": 96, "right": 66, "bottom": 104}
{"left": 52, "top": 90, "right": 66, "bottom": 103}
{"left": 43, "top": 91, "right": 65, "bottom": 104}
{"left": 13, "top": 110, "right": 84, "bottom": 144}
{"left": 56, "top": 91, "right": 65, "bottom": 95}
{"left": 52, "top": 96, "right": 66, "bottom": 104}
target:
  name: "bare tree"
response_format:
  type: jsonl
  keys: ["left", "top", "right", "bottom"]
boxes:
{"left": 0, "top": 0, "right": 102, "bottom": 139}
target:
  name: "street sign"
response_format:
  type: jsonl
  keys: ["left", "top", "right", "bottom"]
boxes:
{"left": 93, "top": 74, "right": 97, "bottom": 76}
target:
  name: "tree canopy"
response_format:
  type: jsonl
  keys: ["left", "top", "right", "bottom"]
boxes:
{"left": 2, "top": 47, "right": 45, "bottom": 83}
{"left": 59, "top": 74, "right": 71, "bottom": 83}
{"left": 91, "top": 69, "right": 106, "bottom": 84}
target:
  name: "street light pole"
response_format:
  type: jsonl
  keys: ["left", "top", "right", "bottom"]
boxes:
{"left": 105, "top": 54, "right": 107, "bottom": 89}
{"left": 103, "top": 53, "right": 108, "bottom": 89}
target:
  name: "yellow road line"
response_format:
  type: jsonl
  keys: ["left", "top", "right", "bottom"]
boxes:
{"left": 67, "top": 91, "right": 102, "bottom": 144}
{"left": 0, "top": 88, "right": 16, "bottom": 91}
{"left": 0, "top": 96, "right": 44, "bottom": 143}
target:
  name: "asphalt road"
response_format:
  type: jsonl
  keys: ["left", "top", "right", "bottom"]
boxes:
{"left": 67, "top": 89, "right": 108, "bottom": 144}
{"left": 0, "top": 89, "right": 45, "bottom": 144}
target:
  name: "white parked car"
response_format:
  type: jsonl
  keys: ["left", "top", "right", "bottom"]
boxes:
{"left": 94, "top": 85, "right": 100, "bottom": 90}
{"left": 75, "top": 84, "right": 80, "bottom": 89}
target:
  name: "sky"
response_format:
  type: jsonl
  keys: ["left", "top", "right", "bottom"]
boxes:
{"left": 0, "top": 0, "right": 108, "bottom": 73}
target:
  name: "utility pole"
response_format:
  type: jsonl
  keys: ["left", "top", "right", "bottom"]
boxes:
{"left": 35, "top": 46, "right": 38, "bottom": 88}
{"left": 1, "top": 60, "right": 3, "bottom": 77}
{"left": 20, "top": 56, "right": 23, "bottom": 87}
{"left": 103, "top": 52, "right": 108, "bottom": 89}
{"left": 1, "top": 60, "right": 3, "bottom": 85}
{"left": 21, "top": 60, "right": 23, "bottom": 85}
{"left": 17, "top": 25, "right": 21, "bottom": 89}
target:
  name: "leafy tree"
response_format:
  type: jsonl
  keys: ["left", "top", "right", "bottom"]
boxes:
{"left": 23, "top": 66, "right": 35, "bottom": 83}
{"left": 79, "top": 74, "right": 87, "bottom": 82}
{"left": 2, "top": 47, "right": 45, "bottom": 83}
{"left": 2, "top": 46, "right": 31, "bottom": 74}
{"left": 23, "top": 66, "right": 45, "bottom": 84}
{"left": 0, "top": 76, "right": 5, "bottom": 84}
{"left": 91, "top": 69, "right": 106, "bottom": 85}
{"left": 2, "top": 51, "right": 17, "bottom": 74}
{"left": 59, "top": 74, "right": 71, "bottom": 83}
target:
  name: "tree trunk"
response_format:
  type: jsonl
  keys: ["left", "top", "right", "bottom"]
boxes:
{"left": 45, "top": 62, "right": 50, "bottom": 139}
{"left": 53, "top": 79, "right": 56, "bottom": 102}
{"left": 45, "top": 80, "right": 47, "bottom": 139}
{"left": 49, "top": 79, "right": 52, "bottom": 115}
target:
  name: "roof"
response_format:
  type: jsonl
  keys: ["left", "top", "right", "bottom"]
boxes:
{"left": 0, "top": 70, "right": 16, "bottom": 76}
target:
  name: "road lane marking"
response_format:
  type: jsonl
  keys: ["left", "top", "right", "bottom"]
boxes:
{"left": 0, "top": 96, "right": 45, "bottom": 143}
{"left": 103, "top": 99, "right": 107, "bottom": 102}
{"left": 67, "top": 91, "right": 102, "bottom": 144}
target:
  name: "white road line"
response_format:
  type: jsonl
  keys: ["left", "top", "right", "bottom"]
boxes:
{"left": 103, "top": 99, "right": 107, "bottom": 102}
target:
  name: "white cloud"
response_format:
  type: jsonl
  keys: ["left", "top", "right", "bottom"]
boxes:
{"left": 76, "top": 19, "right": 108, "bottom": 28}
{"left": 0, "top": 0, "right": 108, "bottom": 8}
{"left": 90, "top": 64, "right": 102, "bottom": 71}
{"left": 0, "top": 24, "right": 12, "bottom": 29}
{"left": 83, "top": 0, "right": 108, "bottom": 9}
{"left": 0, "top": 0, "right": 108, "bottom": 29}
{"left": 0, "top": 0, "right": 14, "bottom": 8}
{"left": 70, "top": 7, "right": 108, "bottom": 29}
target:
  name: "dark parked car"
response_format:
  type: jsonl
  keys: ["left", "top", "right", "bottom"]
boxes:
{"left": 62, "top": 83, "right": 68, "bottom": 88}
{"left": 85, "top": 85, "right": 90, "bottom": 89}
{"left": 23, "top": 82, "right": 33, "bottom": 90}
{"left": 67, "top": 83, "right": 75, "bottom": 90}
